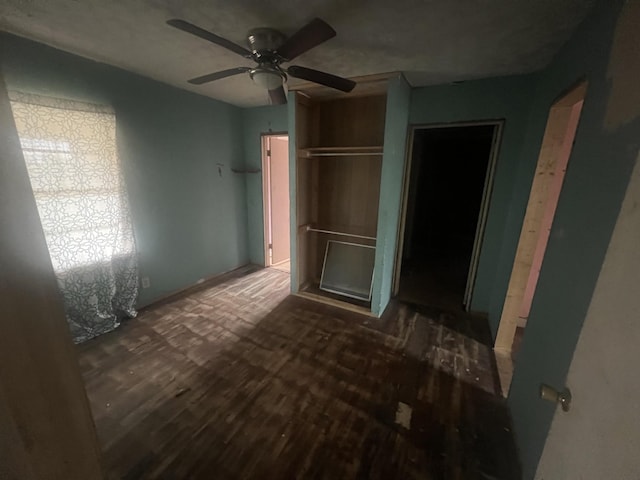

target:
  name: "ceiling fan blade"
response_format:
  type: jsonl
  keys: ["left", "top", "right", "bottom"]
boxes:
{"left": 269, "top": 86, "right": 288, "bottom": 105}
{"left": 188, "top": 67, "right": 251, "bottom": 85}
{"left": 276, "top": 18, "right": 336, "bottom": 61}
{"left": 167, "top": 19, "right": 252, "bottom": 58}
{"left": 287, "top": 66, "right": 355, "bottom": 93}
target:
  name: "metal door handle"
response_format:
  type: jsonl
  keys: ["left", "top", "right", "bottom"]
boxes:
{"left": 540, "top": 384, "right": 572, "bottom": 412}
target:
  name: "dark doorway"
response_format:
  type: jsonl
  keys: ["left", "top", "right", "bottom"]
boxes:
{"left": 398, "top": 124, "right": 496, "bottom": 312}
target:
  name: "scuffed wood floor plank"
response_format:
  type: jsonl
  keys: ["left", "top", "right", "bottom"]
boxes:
{"left": 78, "top": 267, "right": 520, "bottom": 479}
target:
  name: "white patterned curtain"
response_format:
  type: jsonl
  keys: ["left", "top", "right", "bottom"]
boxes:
{"left": 9, "top": 92, "right": 138, "bottom": 343}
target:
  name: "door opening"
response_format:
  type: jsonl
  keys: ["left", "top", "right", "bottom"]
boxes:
{"left": 262, "top": 134, "right": 290, "bottom": 272}
{"left": 394, "top": 122, "right": 502, "bottom": 312}
{"left": 494, "top": 81, "right": 587, "bottom": 396}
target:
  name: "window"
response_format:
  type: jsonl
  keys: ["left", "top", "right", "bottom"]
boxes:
{"left": 9, "top": 92, "right": 138, "bottom": 343}
{"left": 9, "top": 93, "right": 133, "bottom": 272}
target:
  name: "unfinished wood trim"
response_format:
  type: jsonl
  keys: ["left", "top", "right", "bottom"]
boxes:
{"left": 553, "top": 78, "right": 588, "bottom": 107}
{"left": 494, "top": 108, "right": 574, "bottom": 351}
{"left": 495, "top": 81, "right": 587, "bottom": 357}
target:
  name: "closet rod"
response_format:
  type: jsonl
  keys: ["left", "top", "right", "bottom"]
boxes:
{"left": 306, "top": 225, "right": 376, "bottom": 241}
{"left": 306, "top": 152, "right": 383, "bottom": 157}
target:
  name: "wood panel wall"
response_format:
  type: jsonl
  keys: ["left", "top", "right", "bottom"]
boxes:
{"left": 311, "top": 95, "right": 387, "bottom": 147}
{"left": 296, "top": 94, "right": 386, "bottom": 294}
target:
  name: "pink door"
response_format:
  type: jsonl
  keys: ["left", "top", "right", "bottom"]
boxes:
{"left": 268, "top": 136, "right": 290, "bottom": 265}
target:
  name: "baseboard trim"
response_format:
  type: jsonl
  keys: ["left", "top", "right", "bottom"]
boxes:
{"left": 137, "top": 264, "right": 262, "bottom": 312}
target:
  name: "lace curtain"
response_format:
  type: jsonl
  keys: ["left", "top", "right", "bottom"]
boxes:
{"left": 9, "top": 92, "right": 138, "bottom": 343}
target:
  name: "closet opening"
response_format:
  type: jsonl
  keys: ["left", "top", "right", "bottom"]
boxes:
{"left": 262, "top": 134, "right": 290, "bottom": 273}
{"left": 394, "top": 122, "right": 502, "bottom": 312}
{"left": 293, "top": 92, "right": 387, "bottom": 315}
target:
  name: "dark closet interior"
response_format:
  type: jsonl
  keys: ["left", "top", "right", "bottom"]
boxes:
{"left": 399, "top": 125, "right": 495, "bottom": 311}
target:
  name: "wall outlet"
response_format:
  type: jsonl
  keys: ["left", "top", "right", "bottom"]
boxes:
{"left": 141, "top": 277, "right": 151, "bottom": 289}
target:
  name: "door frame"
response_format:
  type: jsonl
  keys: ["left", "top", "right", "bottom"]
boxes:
{"left": 495, "top": 81, "right": 587, "bottom": 353}
{"left": 261, "top": 132, "right": 288, "bottom": 267}
{"left": 392, "top": 120, "right": 504, "bottom": 310}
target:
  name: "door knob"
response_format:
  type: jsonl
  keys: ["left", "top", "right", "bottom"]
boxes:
{"left": 540, "top": 384, "right": 572, "bottom": 412}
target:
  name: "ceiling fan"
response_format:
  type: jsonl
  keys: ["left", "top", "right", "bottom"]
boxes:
{"left": 166, "top": 17, "right": 356, "bottom": 104}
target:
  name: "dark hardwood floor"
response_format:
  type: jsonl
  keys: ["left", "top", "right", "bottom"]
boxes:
{"left": 78, "top": 266, "right": 520, "bottom": 479}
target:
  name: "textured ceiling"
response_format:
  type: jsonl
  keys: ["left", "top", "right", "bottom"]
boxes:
{"left": 0, "top": 0, "right": 594, "bottom": 107}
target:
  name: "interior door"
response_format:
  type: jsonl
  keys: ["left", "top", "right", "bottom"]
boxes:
{"left": 535, "top": 151, "right": 640, "bottom": 479}
{"left": 268, "top": 135, "right": 290, "bottom": 265}
{"left": 0, "top": 68, "right": 103, "bottom": 479}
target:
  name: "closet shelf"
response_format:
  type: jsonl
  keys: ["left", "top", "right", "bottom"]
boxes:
{"left": 304, "top": 146, "right": 383, "bottom": 152}
{"left": 299, "top": 146, "right": 383, "bottom": 158}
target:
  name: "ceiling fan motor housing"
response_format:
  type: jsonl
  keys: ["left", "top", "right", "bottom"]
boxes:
{"left": 247, "top": 28, "right": 288, "bottom": 89}
{"left": 247, "top": 28, "right": 286, "bottom": 60}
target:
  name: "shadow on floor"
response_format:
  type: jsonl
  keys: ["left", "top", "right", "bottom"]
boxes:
{"left": 78, "top": 267, "right": 520, "bottom": 480}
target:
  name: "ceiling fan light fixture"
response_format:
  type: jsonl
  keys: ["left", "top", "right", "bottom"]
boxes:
{"left": 250, "top": 69, "right": 283, "bottom": 90}
{"left": 168, "top": 17, "right": 355, "bottom": 101}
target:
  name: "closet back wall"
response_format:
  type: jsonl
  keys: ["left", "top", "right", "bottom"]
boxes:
{"left": 1, "top": 33, "right": 249, "bottom": 306}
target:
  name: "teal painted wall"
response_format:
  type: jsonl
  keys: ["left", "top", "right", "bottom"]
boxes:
{"left": 240, "top": 104, "right": 288, "bottom": 265}
{"left": 7, "top": 15, "right": 637, "bottom": 478}
{"left": 409, "top": 74, "right": 537, "bottom": 325}
{"left": 1, "top": 33, "right": 249, "bottom": 306}
{"left": 506, "top": 1, "right": 640, "bottom": 477}
{"left": 371, "top": 75, "right": 412, "bottom": 316}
